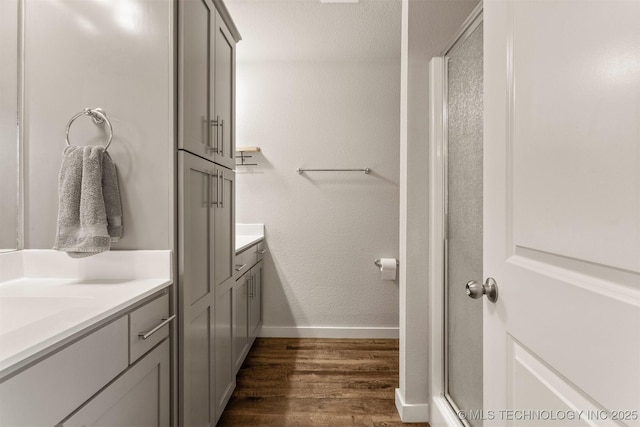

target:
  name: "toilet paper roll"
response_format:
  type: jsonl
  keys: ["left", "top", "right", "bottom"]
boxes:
{"left": 379, "top": 258, "right": 397, "bottom": 281}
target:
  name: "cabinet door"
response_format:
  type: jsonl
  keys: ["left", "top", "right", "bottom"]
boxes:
{"left": 59, "top": 340, "right": 170, "bottom": 427}
{"left": 1, "top": 318, "right": 128, "bottom": 427}
{"left": 178, "top": 152, "right": 214, "bottom": 427}
{"left": 212, "top": 11, "right": 236, "bottom": 169}
{"left": 213, "top": 167, "right": 235, "bottom": 288}
{"left": 232, "top": 275, "right": 249, "bottom": 374}
{"left": 249, "top": 260, "right": 263, "bottom": 339}
{"left": 178, "top": 0, "right": 215, "bottom": 159}
{"left": 214, "top": 282, "right": 234, "bottom": 424}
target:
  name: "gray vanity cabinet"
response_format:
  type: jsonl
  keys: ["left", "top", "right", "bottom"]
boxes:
{"left": 213, "top": 9, "right": 236, "bottom": 170}
{"left": 178, "top": 0, "right": 212, "bottom": 160}
{"left": 179, "top": 0, "right": 237, "bottom": 170}
{"left": 232, "top": 245, "right": 264, "bottom": 373}
{"left": 1, "top": 290, "right": 172, "bottom": 427}
{"left": 213, "top": 162, "right": 237, "bottom": 420}
{"left": 178, "top": 151, "right": 215, "bottom": 427}
{"left": 214, "top": 168, "right": 236, "bottom": 288}
{"left": 178, "top": 0, "right": 240, "bottom": 423}
{"left": 214, "top": 280, "right": 234, "bottom": 419}
{"left": 232, "top": 274, "right": 249, "bottom": 374}
{"left": 248, "top": 260, "right": 263, "bottom": 339}
{"left": 210, "top": 160, "right": 238, "bottom": 420}
{"left": 213, "top": 167, "right": 236, "bottom": 421}
{"left": 58, "top": 294, "right": 171, "bottom": 427}
{"left": 178, "top": 151, "right": 236, "bottom": 425}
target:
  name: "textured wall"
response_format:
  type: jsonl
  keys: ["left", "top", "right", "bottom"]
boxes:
{"left": 22, "top": 0, "right": 174, "bottom": 250}
{"left": 227, "top": 0, "right": 401, "bottom": 334}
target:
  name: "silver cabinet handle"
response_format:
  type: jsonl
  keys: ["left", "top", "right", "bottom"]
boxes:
{"left": 202, "top": 173, "right": 208, "bottom": 208}
{"left": 208, "top": 120, "right": 218, "bottom": 153}
{"left": 253, "top": 273, "right": 257, "bottom": 298}
{"left": 258, "top": 249, "right": 266, "bottom": 254}
{"left": 202, "top": 116, "right": 209, "bottom": 151}
{"left": 219, "top": 119, "right": 224, "bottom": 157}
{"left": 235, "top": 263, "right": 248, "bottom": 272}
{"left": 138, "top": 314, "right": 176, "bottom": 340}
{"left": 212, "top": 175, "right": 218, "bottom": 206}
{"left": 220, "top": 169, "right": 225, "bottom": 209}
{"left": 249, "top": 274, "right": 254, "bottom": 298}
{"left": 210, "top": 172, "right": 219, "bottom": 208}
{"left": 211, "top": 116, "right": 220, "bottom": 153}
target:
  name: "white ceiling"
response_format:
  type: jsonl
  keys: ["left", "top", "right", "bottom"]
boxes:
{"left": 225, "top": 0, "right": 402, "bottom": 63}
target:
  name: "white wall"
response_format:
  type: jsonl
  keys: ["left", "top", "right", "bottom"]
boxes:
{"left": 22, "top": 0, "right": 174, "bottom": 250}
{"left": 227, "top": 0, "right": 402, "bottom": 337}
{"left": 397, "top": 0, "right": 479, "bottom": 421}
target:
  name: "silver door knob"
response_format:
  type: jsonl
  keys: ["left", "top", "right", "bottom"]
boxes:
{"left": 466, "top": 277, "right": 498, "bottom": 303}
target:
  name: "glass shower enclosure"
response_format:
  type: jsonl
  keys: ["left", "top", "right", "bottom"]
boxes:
{"left": 443, "top": 9, "right": 483, "bottom": 427}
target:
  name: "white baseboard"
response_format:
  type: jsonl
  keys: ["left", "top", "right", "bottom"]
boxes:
{"left": 258, "top": 326, "right": 399, "bottom": 339}
{"left": 395, "top": 388, "right": 429, "bottom": 423}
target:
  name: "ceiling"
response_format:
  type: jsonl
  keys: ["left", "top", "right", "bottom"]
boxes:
{"left": 225, "top": 0, "right": 402, "bottom": 63}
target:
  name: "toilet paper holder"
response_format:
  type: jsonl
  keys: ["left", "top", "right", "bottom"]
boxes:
{"left": 374, "top": 258, "right": 399, "bottom": 268}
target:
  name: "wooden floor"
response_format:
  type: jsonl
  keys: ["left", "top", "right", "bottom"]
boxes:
{"left": 218, "top": 338, "right": 430, "bottom": 427}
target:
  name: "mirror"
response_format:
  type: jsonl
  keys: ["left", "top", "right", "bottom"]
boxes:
{"left": 0, "top": 0, "right": 21, "bottom": 252}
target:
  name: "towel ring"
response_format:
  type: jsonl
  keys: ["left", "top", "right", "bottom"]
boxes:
{"left": 65, "top": 108, "right": 113, "bottom": 151}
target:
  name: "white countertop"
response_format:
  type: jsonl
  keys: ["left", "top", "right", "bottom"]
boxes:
{"left": 0, "top": 250, "right": 172, "bottom": 378}
{"left": 236, "top": 223, "right": 264, "bottom": 254}
{"left": 236, "top": 235, "right": 264, "bottom": 254}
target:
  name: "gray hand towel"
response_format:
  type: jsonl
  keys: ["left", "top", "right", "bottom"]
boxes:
{"left": 102, "top": 150, "right": 123, "bottom": 242}
{"left": 53, "top": 145, "right": 123, "bottom": 257}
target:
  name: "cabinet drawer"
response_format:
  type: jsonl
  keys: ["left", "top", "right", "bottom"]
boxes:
{"left": 0, "top": 317, "right": 128, "bottom": 427}
{"left": 234, "top": 248, "right": 255, "bottom": 279}
{"left": 129, "top": 294, "right": 171, "bottom": 364}
{"left": 256, "top": 241, "right": 266, "bottom": 262}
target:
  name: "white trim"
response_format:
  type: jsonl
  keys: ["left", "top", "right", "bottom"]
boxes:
{"left": 258, "top": 326, "right": 399, "bottom": 339}
{"left": 398, "top": 0, "right": 410, "bottom": 411}
{"left": 17, "top": 0, "right": 25, "bottom": 251}
{"left": 427, "top": 55, "right": 465, "bottom": 427}
{"left": 440, "top": 3, "right": 484, "bottom": 57}
{"left": 395, "top": 388, "right": 430, "bottom": 422}
{"left": 428, "top": 53, "right": 448, "bottom": 409}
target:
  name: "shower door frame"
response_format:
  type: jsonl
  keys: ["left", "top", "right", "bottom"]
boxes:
{"left": 428, "top": 4, "right": 483, "bottom": 427}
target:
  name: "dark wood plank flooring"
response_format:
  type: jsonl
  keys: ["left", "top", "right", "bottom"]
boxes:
{"left": 217, "top": 338, "right": 430, "bottom": 427}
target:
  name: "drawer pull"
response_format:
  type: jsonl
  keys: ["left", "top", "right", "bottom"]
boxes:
{"left": 138, "top": 315, "right": 176, "bottom": 340}
{"left": 258, "top": 249, "right": 266, "bottom": 254}
{"left": 235, "top": 263, "right": 248, "bottom": 272}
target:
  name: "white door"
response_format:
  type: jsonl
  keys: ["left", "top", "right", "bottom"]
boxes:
{"left": 483, "top": 1, "right": 640, "bottom": 426}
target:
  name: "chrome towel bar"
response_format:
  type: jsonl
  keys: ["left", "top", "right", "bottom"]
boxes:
{"left": 297, "top": 168, "right": 370, "bottom": 175}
